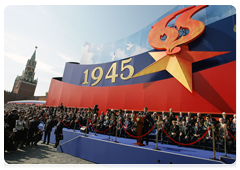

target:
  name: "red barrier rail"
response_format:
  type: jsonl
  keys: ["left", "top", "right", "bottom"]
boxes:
{"left": 61, "top": 117, "right": 76, "bottom": 126}
{"left": 120, "top": 122, "right": 157, "bottom": 138}
{"left": 77, "top": 118, "right": 97, "bottom": 128}
{"left": 161, "top": 125, "right": 210, "bottom": 146}
{"left": 227, "top": 129, "right": 236, "bottom": 141}
{"left": 89, "top": 119, "right": 116, "bottom": 133}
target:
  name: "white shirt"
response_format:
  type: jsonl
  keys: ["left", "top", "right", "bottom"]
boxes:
{"left": 15, "top": 120, "right": 24, "bottom": 130}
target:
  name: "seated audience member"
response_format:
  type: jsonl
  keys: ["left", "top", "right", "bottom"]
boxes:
{"left": 203, "top": 116, "right": 212, "bottom": 130}
{"left": 230, "top": 119, "right": 236, "bottom": 139}
{"left": 102, "top": 116, "right": 110, "bottom": 132}
{"left": 218, "top": 118, "right": 224, "bottom": 131}
{"left": 161, "top": 111, "right": 166, "bottom": 120}
{"left": 178, "top": 112, "right": 185, "bottom": 122}
{"left": 196, "top": 112, "right": 204, "bottom": 122}
{"left": 185, "top": 117, "right": 193, "bottom": 127}
{"left": 90, "top": 114, "right": 98, "bottom": 132}
{"left": 131, "top": 121, "right": 137, "bottom": 136}
{"left": 207, "top": 114, "right": 217, "bottom": 126}
{"left": 96, "top": 115, "right": 104, "bottom": 131}
{"left": 152, "top": 112, "right": 157, "bottom": 122}
{"left": 157, "top": 120, "right": 168, "bottom": 144}
{"left": 203, "top": 124, "right": 214, "bottom": 150}
{"left": 179, "top": 121, "right": 190, "bottom": 146}
{"left": 196, "top": 117, "right": 203, "bottom": 128}
{"left": 123, "top": 109, "right": 128, "bottom": 118}
{"left": 176, "top": 117, "right": 182, "bottom": 126}
{"left": 116, "top": 117, "right": 123, "bottom": 137}
{"left": 222, "top": 112, "right": 230, "bottom": 127}
{"left": 123, "top": 117, "right": 132, "bottom": 138}
{"left": 168, "top": 108, "right": 175, "bottom": 125}
{"left": 187, "top": 112, "right": 194, "bottom": 124}
{"left": 168, "top": 120, "right": 179, "bottom": 145}
{"left": 130, "top": 110, "right": 135, "bottom": 118}
{"left": 232, "top": 114, "right": 236, "bottom": 124}
{"left": 191, "top": 122, "right": 203, "bottom": 148}
{"left": 109, "top": 115, "right": 116, "bottom": 135}
{"left": 219, "top": 123, "right": 234, "bottom": 153}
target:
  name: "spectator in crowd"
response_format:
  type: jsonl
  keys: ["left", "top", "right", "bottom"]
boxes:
{"left": 187, "top": 112, "right": 194, "bottom": 124}
{"left": 97, "top": 115, "right": 104, "bottom": 131}
{"left": 117, "top": 117, "right": 123, "bottom": 137}
{"left": 191, "top": 122, "right": 203, "bottom": 148}
{"left": 222, "top": 112, "right": 230, "bottom": 127}
{"left": 218, "top": 118, "right": 224, "bottom": 131}
{"left": 219, "top": 123, "right": 234, "bottom": 153}
{"left": 141, "top": 107, "right": 153, "bottom": 145}
{"left": 185, "top": 116, "right": 193, "bottom": 127}
{"left": 7, "top": 109, "right": 19, "bottom": 132}
{"left": 54, "top": 117, "right": 63, "bottom": 148}
{"left": 161, "top": 111, "right": 166, "bottom": 120}
{"left": 203, "top": 116, "right": 211, "bottom": 130}
{"left": 230, "top": 119, "right": 236, "bottom": 139}
{"left": 179, "top": 121, "right": 190, "bottom": 146}
{"left": 109, "top": 115, "right": 116, "bottom": 135}
{"left": 178, "top": 112, "right": 185, "bottom": 122}
{"left": 102, "top": 116, "right": 110, "bottom": 132}
{"left": 157, "top": 120, "right": 168, "bottom": 144}
{"left": 203, "top": 124, "right": 213, "bottom": 150}
{"left": 168, "top": 120, "right": 179, "bottom": 145}
{"left": 14, "top": 115, "right": 25, "bottom": 149}
{"left": 131, "top": 120, "right": 137, "bottom": 136}
{"left": 42, "top": 115, "right": 54, "bottom": 145}
{"left": 123, "top": 117, "right": 132, "bottom": 138}
{"left": 176, "top": 117, "right": 182, "bottom": 126}
{"left": 196, "top": 112, "right": 204, "bottom": 122}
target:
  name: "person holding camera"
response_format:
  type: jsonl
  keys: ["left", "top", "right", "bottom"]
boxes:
{"left": 54, "top": 118, "right": 63, "bottom": 148}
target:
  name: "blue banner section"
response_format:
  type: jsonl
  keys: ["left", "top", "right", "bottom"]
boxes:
{"left": 62, "top": 14, "right": 235, "bottom": 88}
{"left": 80, "top": 5, "right": 236, "bottom": 65}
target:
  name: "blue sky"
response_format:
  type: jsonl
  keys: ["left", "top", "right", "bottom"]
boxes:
{"left": 3, "top": 4, "right": 237, "bottom": 97}
{"left": 4, "top": 5, "right": 177, "bottom": 96}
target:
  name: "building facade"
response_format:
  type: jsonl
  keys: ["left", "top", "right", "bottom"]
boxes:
{"left": 12, "top": 47, "right": 38, "bottom": 97}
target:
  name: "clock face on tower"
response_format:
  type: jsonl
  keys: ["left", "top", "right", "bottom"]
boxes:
{"left": 27, "top": 70, "right": 34, "bottom": 77}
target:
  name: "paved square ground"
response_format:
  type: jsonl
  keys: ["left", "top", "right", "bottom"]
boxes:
{"left": 4, "top": 141, "right": 95, "bottom": 164}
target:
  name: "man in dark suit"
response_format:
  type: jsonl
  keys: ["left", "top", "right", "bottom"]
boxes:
{"left": 141, "top": 108, "right": 153, "bottom": 145}
{"left": 168, "top": 120, "right": 179, "bottom": 145}
{"left": 54, "top": 118, "right": 63, "bottom": 148}
{"left": 157, "top": 120, "right": 168, "bottom": 144}
{"left": 179, "top": 121, "right": 190, "bottom": 146}
{"left": 123, "top": 117, "right": 132, "bottom": 138}
{"left": 42, "top": 115, "right": 54, "bottom": 145}
{"left": 219, "top": 123, "right": 234, "bottom": 153}
{"left": 203, "top": 124, "right": 214, "bottom": 150}
{"left": 26, "top": 116, "right": 40, "bottom": 146}
{"left": 191, "top": 122, "right": 203, "bottom": 148}
{"left": 222, "top": 112, "right": 230, "bottom": 127}
{"left": 7, "top": 109, "right": 19, "bottom": 132}
{"left": 187, "top": 112, "right": 194, "bottom": 124}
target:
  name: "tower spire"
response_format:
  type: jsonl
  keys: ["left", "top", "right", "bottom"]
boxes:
{"left": 30, "top": 46, "right": 37, "bottom": 61}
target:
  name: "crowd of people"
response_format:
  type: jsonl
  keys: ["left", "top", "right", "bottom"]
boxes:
{"left": 4, "top": 103, "right": 236, "bottom": 153}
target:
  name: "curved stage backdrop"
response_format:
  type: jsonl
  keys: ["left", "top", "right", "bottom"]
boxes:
{"left": 46, "top": 5, "right": 236, "bottom": 114}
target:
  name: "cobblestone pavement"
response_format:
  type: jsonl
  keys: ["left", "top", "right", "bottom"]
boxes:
{"left": 4, "top": 141, "right": 96, "bottom": 164}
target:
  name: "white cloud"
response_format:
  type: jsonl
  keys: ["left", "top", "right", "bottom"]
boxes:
{"left": 130, "top": 45, "right": 149, "bottom": 56}
{"left": 4, "top": 52, "right": 61, "bottom": 76}
{"left": 110, "top": 52, "right": 115, "bottom": 61}
{"left": 110, "top": 48, "right": 127, "bottom": 61}
{"left": 37, "top": 60, "right": 62, "bottom": 76}
{"left": 4, "top": 52, "right": 28, "bottom": 65}
{"left": 57, "top": 52, "right": 72, "bottom": 61}
{"left": 4, "top": 33, "right": 19, "bottom": 42}
{"left": 80, "top": 45, "right": 94, "bottom": 64}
